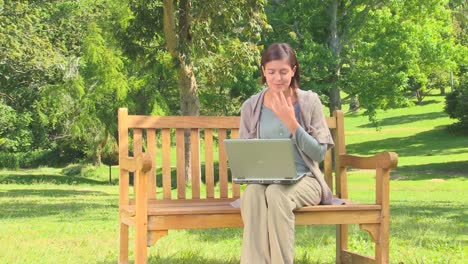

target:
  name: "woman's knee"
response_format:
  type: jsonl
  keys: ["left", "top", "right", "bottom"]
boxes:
{"left": 242, "top": 184, "right": 267, "bottom": 202}
{"left": 265, "top": 184, "right": 288, "bottom": 204}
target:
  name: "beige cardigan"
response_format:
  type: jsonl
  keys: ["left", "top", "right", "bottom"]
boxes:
{"left": 239, "top": 88, "right": 344, "bottom": 205}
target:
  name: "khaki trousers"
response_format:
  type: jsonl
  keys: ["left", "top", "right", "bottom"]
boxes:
{"left": 240, "top": 176, "right": 322, "bottom": 264}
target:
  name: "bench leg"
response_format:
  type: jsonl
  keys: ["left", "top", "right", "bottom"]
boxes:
{"left": 135, "top": 219, "right": 148, "bottom": 264}
{"left": 375, "top": 221, "right": 389, "bottom": 263}
{"left": 119, "top": 223, "right": 129, "bottom": 264}
{"left": 336, "top": 224, "right": 348, "bottom": 264}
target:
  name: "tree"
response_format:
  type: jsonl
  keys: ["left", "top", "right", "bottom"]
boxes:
{"left": 264, "top": 0, "right": 462, "bottom": 123}
{"left": 123, "top": 0, "right": 268, "bottom": 181}
{"left": 445, "top": 71, "right": 468, "bottom": 127}
{"left": 0, "top": 0, "right": 132, "bottom": 165}
{"left": 264, "top": 0, "right": 385, "bottom": 113}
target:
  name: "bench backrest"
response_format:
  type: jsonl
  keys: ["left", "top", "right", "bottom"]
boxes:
{"left": 118, "top": 108, "right": 346, "bottom": 204}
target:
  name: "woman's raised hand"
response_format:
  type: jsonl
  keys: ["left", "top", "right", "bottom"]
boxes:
{"left": 270, "top": 92, "right": 300, "bottom": 134}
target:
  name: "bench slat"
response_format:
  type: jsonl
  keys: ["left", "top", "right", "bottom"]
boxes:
{"left": 230, "top": 129, "right": 240, "bottom": 198}
{"left": 162, "top": 128, "right": 171, "bottom": 199}
{"left": 133, "top": 129, "right": 143, "bottom": 198}
{"left": 190, "top": 129, "right": 201, "bottom": 199}
{"left": 118, "top": 109, "right": 130, "bottom": 206}
{"left": 126, "top": 115, "right": 337, "bottom": 129}
{"left": 128, "top": 115, "right": 241, "bottom": 129}
{"left": 122, "top": 201, "right": 380, "bottom": 216}
{"left": 218, "top": 129, "right": 228, "bottom": 198}
{"left": 204, "top": 129, "right": 215, "bottom": 198}
{"left": 133, "top": 129, "right": 143, "bottom": 157}
{"left": 176, "top": 129, "right": 186, "bottom": 199}
{"left": 147, "top": 129, "right": 156, "bottom": 199}
{"left": 122, "top": 208, "right": 382, "bottom": 230}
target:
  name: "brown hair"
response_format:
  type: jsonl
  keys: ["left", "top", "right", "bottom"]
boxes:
{"left": 260, "top": 43, "right": 300, "bottom": 89}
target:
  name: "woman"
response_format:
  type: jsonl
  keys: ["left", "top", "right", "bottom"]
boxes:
{"left": 238, "top": 43, "right": 342, "bottom": 264}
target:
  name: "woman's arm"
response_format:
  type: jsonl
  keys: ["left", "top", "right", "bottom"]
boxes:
{"left": 292, "top": 126, "right": 327, "bottom": 162}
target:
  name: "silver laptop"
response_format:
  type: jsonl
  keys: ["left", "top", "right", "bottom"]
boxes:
{"left": 223, "top": 138, "right": 305, "bottom": 184}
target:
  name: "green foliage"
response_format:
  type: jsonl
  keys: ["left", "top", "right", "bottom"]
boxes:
{"left": 61, "top": 163, "right": 104, "bottom": 180}
{"left": 445, "top": 72, "right": 468, "bottom": 127}
{"left": 0, "top": 0, "right": 132, "bottom": 165}
{"left": 262, "top": 0, "right": 463, "bottom": 122}
{"left": 197, "top": 39, "right": 262, "bottom": 115}
{"left": 0, "top": 149, "right": 63, "bottom": 169}
{"left": 0, "top": 152, "right": 19, "bottom": 169}
{"left": 18, "top": 149, "right": 59, "bottom": 168}
{"left": 0, "top": 0, "right": 466, "bottom": 166}
{"left": 0, "top": 100, "right": 33, "bottom": 152}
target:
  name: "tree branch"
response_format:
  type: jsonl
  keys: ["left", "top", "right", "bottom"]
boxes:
{"left": 340, "top": 0, "right": 384, "bottom": 48}
{"left": 163, "top": 0, "right": 178, "bottom": 58}
{"left": 0, "top": 92, "right": 14, "bottom": 102}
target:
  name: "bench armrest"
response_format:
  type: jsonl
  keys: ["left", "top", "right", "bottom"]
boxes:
{"left": 120, "top": 154, "right": 152, "bottom": 173}
{"left": 340, "top": 151, "right": 398, "bottom": 170}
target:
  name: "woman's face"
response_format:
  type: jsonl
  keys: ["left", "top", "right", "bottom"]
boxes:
{"left": 262, "top": 59, "right": 296, "bottom": 93}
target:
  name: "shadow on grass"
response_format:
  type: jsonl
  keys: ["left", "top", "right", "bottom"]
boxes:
{"left": 0, "top": 174, "right": 109, "bottom": 185}
{"left": 357, "top": 111, "right": 447, "bottom": 128}
{"left": 347, "top": 126, "right": 468, "bottom": 160}
{"left": 394, "top": 161, "right": 468, "bottom": 180}
{"left": 391, "top": 201, "right": 466, "bottom": 223}
{"left": 0, "top": 200, "right": 116, "bottom": 218}
{"left": 412, "top": 99, "right": 440, "bottom": 106}
{"left": 0, "top": 188, "right": 110, "bottom": 198}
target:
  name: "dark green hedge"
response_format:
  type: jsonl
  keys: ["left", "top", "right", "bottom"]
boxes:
{"left": 0, "top": 150, "right": 66, "bottom": 169}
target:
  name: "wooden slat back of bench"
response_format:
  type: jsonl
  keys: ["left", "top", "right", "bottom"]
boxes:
{"left": 118, "top": 108, "right": 346, "bottom": 205}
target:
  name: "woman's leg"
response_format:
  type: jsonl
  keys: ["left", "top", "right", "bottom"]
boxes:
{"left": 240, "top": 184, "right": 269, "bottom": 264}
{"left": 265, "top": 176, "right": 322, "bottom": 264}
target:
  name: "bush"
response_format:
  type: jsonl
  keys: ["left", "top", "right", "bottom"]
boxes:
{"left": 19, "top": 149, "right": 57, "bottom": 168}
{"left": 0, "top": 152, "right": 20, "bottom": 169}
{"left": 445, "top": 73, "right": 468, "bottom": 127}
{"left": 61, "top": 164, "right": 84, "bottom": 177}
{"left": 0, "top": 149, "right": 68, "bottom": 169}
{"left": 61, "top": 164, "right": 103, "bottom": 179}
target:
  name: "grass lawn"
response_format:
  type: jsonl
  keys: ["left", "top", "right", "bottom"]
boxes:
{"left": 0, "top": 95, "right": 466, "bottom": 263}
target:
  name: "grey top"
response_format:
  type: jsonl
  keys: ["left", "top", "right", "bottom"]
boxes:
{"left": 259, "top": 104, "right": 327, "bottom": 176}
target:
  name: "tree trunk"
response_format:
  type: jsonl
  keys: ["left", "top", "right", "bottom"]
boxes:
{"left": 416, "top": 89, "right": 423, "bottom": 104}
{"left": 164, "top": 0, "right": 200, "bottom": 183}
{"left": 328, "top": 0, "right": 342, "bottom": 115}
{"left": 93, "top": 131, "right": 108, "bottom": 166}
{"left": 450, "top": 70, "right": 454, "bottom": 92}
{"left": 95, "top": 153, "right": 102, "bottom": 166}
{"left": 109, "top": 164, "right": 112, "bottom": 184}
{"left": 349, "top": 95, "right": 360, "bottom": 112}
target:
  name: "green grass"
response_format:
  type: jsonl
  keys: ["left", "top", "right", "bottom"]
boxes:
{"left": 0, "top": 95, "right": 466, "bottom": 263}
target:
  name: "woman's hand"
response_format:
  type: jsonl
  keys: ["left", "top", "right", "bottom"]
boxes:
{"left": 270, "top": 92, "right": 300, "bottom": 134}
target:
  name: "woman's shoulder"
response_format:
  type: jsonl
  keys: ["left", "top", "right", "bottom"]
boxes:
{"left": 241, "top": 88, "right": 266, "bottom": 110}
{"left": 296, "top": 88, "right": 321, "bottom": 104}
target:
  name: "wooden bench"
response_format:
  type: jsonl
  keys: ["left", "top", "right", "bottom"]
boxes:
{"left": 117, "top": 108, "right": 398, "bottom": 264}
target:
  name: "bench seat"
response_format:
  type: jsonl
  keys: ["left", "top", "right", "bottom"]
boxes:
{"left": 121, "top": 200, "right": 382, "bottom": 230}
